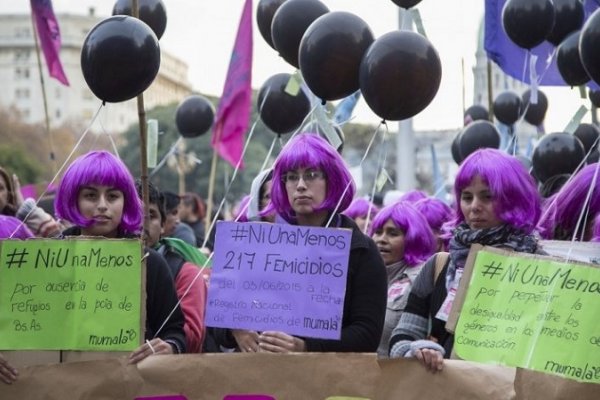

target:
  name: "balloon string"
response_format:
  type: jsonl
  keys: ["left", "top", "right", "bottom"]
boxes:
{"left": 10, "top": 103, "right": 104, "bottom": 238}
{"left": 201, "top": 118, "right": 259, "bottom": 250}
{"left": 149, "top": 137, "right": 183, "bottom": 177}
{"left": 364, "top": 123, "right": 390, "bottom": 234}
{"left": 564, "top": 161, "right": 600, "bottom": 263}
{"left": 326, "top": 121, "right": 384, "bottom": 228}
{"left": 260, "top": 136, "right": 277, "bottom": 173}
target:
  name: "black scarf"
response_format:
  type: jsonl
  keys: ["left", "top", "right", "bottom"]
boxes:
{"left": 446, "top": 223, "right": 538, "bottom": 290}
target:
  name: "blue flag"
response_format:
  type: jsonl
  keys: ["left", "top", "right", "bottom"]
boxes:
{"left": 485, "top": 0, "right": 600, "bottom": 87}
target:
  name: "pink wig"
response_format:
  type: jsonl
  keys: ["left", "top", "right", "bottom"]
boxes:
{"left": 267, "top": 133, "right": 355, "bottom": 223}
{"left": 369, "top": 201, "right": 436, "bottom": 267}
{"left": 55, "top": 151, "right": 142, "bottom": 234}
{"left": 449, "top": 148, "right": 541, "bottom": 234}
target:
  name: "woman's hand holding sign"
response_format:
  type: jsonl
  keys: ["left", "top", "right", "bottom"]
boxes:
{"left": 259, "top": 331, "right": 306, "bottom": 353}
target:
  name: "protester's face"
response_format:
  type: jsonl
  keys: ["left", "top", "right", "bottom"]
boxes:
{"left": 163, "top": 207, "right": 179, "bottom": 236}
{"left": 284, "top": 167, "right": 327, "bottom": 222}
{"left": 146, "top": 203, "right": 163, "bottom": 247}
{"left": 178, "top": 202, "right": 192, "bottom": 222}
{"left": 372, "top": 218, "right": 405, "bottom": 266}
{"left": 0, "top": 174, "right": 8, "bottom": 211}
{"left": 77, "top": 184, "right": 124, "bottom": 238}
{"left": 460, "top": 175, "right": 502, "bottom": 230}
{"left": 260, "top": 180, "right": 276, "bottom": 223}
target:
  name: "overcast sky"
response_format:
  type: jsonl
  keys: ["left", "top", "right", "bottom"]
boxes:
{"left": 1, "top": 0, "right": 588, "bottom": 132}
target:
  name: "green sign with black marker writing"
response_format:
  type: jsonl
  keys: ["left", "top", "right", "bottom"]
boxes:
{"left": 0, "top": 239, "right": 142, "bottom": 351}
{"left": 455, "top": 249, "right": 600, "bottom": 384}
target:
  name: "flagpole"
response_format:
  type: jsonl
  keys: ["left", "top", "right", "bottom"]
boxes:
{"left": 487, "top": 60, "right": 494, "bottom": 120}
{"left": 206, "top": 126, "right": 220, "bottom": 235}
{"left": 132, "top": 0, "right": 149, "bottom": 244}
{"left": 30, "top": 10, "right": 57, "bottom": 173}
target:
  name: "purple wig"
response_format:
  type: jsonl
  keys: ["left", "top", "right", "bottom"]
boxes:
{"left": 55, "top": 151, "right": 142, "bottom": 234}
{"left": 234, "top": 195, "right": 251, "bottom": 223}
{"left": 592, "top": 214, "right": 600, "bottom": 242}
{"left": 0, "top": 215, "right": 33, "bottom": 239}
{"left": 414, "top": 197, "right": 454, "bottom": 233}
{"left": 342, "top": 197, "right": 378, "bottom": 219}
{"left": 398, "top": 190, "right": 428, "bottom": 204}
{"left": 369, "top": 201, "right": 436, "bottom": 267}
{"left": 267, "top": 133, "right": 355, "bottom": 223}
{"left": 550, "top": 163, "right": 600, "bottom": 240}
{"left": 537, "top": 193, "right": 558, "bottom": 239}
{"left": 449, "top": 148, "right": 541, "bottom": 234}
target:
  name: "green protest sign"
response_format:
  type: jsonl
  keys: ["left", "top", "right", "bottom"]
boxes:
{"left": 455, "top": 248, "right": 600, "bottom": 384}
{"left": 0, "top": 239, "right": 142, "bottom": 351}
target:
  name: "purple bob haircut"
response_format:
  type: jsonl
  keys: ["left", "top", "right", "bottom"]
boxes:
{"left": 369, "top": 201, "right": 436, "bottom": 267}
{"left": 55, "top": 151, "right": 142, "bottom": 234}
{"left": 0, "top": 215, "right": 33, "bottom": 239}
{"left": 342, "top": 197, "right": 378, "bottom": 219}
{"left": 449, "top": 148, "right": 541, "bottom": 234}
{"left": 550, "top": 163, "right": 600, "bottom": 240}
{"left": 414, "top": 197, "right": 454, "bottom": 233}
{"left": 537, "top": 193, "right": 558, "bottom": 239}
{"left": 592, "top": 214, "right": 600, "bottom": 242}
{"left": 267, "top": 133, "right": 355, "bottom": 222}
{"left": 398, "top": 190, "right": 428, "bottom": 204}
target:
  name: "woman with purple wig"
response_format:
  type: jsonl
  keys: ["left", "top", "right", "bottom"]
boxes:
{"left": 220, "top": 133, "right": 387, "bottom": 353}
{"left": 538, "top": 163, "right": 600, "bottom": 241}
{"left": 55, "top": 151, "right": 186, "bottom": 363}
{"left": 342, "top": 197, "right": 378, "bottom": 233}
{"left": 389, "top": 148, "right": 541, "bottom": 372}
{"left": 370, "top": 201, "right": 436, "bottom": 357}
{"left": 414, "top": 197, "right": 454, "bottom": 252}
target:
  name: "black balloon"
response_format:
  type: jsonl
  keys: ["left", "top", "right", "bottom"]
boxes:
{"left": 81, "top": 16, "right": 160, "bottom": 103}
{"left": 556, "top": 31, "right": 590, "bottom": 86}
{"left": 257, "top": 73, "right": 310, "bottom": 134}
{"left": 112, "top": 0, "right": 167, "bottom": 40}
{"left": 521, "top": 89, "right": 548, "bottom": 126}
{"left": 546, "top": 0, "right": 584, "bottom": 46}
{"left": 580, "top": 10, "right": 600, "bottom": 85}
{"left": 451, "top": 133, "right": 464, "bottom": 165}
{"left": 573, "top": 123, "right": 600, "bottom": 153}
{"left": 270, "top": 0, "right": 329, "bottom": 68}
{"left": 391, "top": 0, "right": 422, "bottom": 8}
{"left": 589, "top": 90, "right": 600, "bottom": 107}
{"left": 464, "top": 105, "right": 489, "bottom": 125}
{"left": 493, "top": 91, "right": 522, "bottom": 125}
{"left": 299, "top": 12, "right": 374, "bottom": 101}
{"left": 175, "top": 95, "right": 215, "bottom": 138}
{"left": 459, "top": 121, "right": 501, "bottom": 160}
{"left": 359, "top": 31, "right": 441, "bottom": 121}
{"left": 502, "top": 0, "right": 555, "bottom": 49}
{"left": 256, "top": 0, "right": 286, "bottom": 50}
{"left": 532, "top": 132, "right": 586, "bottom": 183}
{"left": 587, "top": 150, "right": 600, "bottom": 163}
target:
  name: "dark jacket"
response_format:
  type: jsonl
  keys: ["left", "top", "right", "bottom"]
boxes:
{"left": 215, "top": 214, "right": 387, "bottom": 352}
{"left": 61, "top": 226, "right": 187, "bottom": 353}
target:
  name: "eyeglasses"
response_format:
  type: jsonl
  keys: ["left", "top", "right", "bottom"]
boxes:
{"left": 282, "top": 170, "right": 325, "bottom": 185}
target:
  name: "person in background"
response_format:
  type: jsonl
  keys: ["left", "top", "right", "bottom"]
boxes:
{"left": 235, "top": 133, "right": 386, "bottom": 353}
{"left": 389, "top": 148, "right": 541, "bottom": 372}
{"left": 54, "top": 150, "right": 186, "bottom": 362}
{"left": 343, "top": 197, "right": 378, "bottom": 234}
{"left": 538, "top": 163, "right": 600, "bottom": 241}
{"left": 162, "top": 191, "right": 197, "bottom": 246}
{"left": 179, "top": 192, "right": 207, "bottom": 247}
{"left": 247, "top": 169, "right": 276, "bottom": 223}
{"left": 398, "top": 190, "right": 427, "bottom": 204}
{"left": 414, "top": 197, "right": 454, "bottom": 252}
{"left": 370, "top": 201, "right": 436, "bottom": 357}
{"left": 136, "top": 181, "right": 207, "bottom": 353}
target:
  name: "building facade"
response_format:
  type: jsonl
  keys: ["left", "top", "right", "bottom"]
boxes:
{"left": 0, "top": 9, "right": 192, "bottom": 133}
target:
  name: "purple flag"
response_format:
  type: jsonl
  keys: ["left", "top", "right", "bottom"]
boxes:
{"left": 484, "top": 0, "right": 599, "bottom": 87}
{"left": 211, "top": 0, "right": 253, "bottom": 169}
{"left": 30, "top": 0, "right": 69, "bottom": 86}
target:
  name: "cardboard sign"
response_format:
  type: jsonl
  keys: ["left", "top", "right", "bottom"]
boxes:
{"left": 453, "top": 247, "right": 600, "bottom": 384}
{"left": 206, "top": 222, "right": 352, "bottom": 339}
{"left": 0, "top": 239, "right": 142, "bottom": 351}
